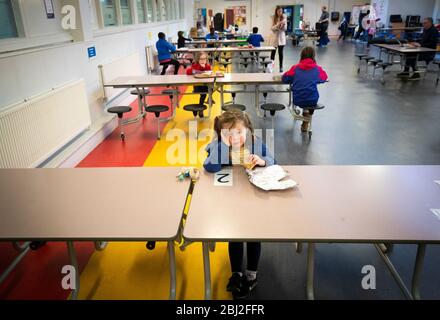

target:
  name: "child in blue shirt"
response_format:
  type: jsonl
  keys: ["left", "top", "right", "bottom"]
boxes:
{"left": 247, "top": 27, "right": 264, "bottom": 47}
{"left": 156, "top": 32, "right": 181, "bottom": 75}
{"left": 204, "top": 110, "right": 275, "bottom": 299}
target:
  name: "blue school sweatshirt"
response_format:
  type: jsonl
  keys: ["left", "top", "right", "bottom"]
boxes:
{"left": 156, "top": 38, "right": 176, "bottom": 62}
{"left": 247, "top": 33, "right": 264, "bottom": 47}
{"left": 203, "top": 137, "right": 276, "bottom": 173}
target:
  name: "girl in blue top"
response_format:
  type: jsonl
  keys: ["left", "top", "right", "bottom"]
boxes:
{"left": 204, "top": 110, "right": 275, "bottom": 299}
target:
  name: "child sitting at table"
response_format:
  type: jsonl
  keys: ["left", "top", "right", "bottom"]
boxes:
{"left": 203, "top": 109, "right": 275, "bottom": 299}
{"left": 247, "top": 27, "right": 264, "bottom": 47}
{"left": 177, "top": 31, "right": 192, "bottom": 48}
{"left": 186, "top": 52, "right": 212, "bottom": 115}
{"left": 156, "top": 32, "right": 180, "bottom": 75}
{"left": 282, "top": 46, "right": 328, "bottom": 132}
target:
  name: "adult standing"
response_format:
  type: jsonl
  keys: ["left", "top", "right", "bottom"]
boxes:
{"left": 317, "top": 6, "right": 329, "bottom": 47}
{"left": 270, "top": 6, "right": 288, "bottom": 72}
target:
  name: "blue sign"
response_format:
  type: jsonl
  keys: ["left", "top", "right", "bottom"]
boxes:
{"left": 87, "top": 46, "right": 96, "bottom": 59}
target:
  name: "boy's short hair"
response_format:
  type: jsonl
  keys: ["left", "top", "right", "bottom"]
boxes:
{"left": 210, "top": 27, "right": 215, "bottom": 34}
{"left": 253, "top": 27, "right": 258, "bottom": 33}
{"left": 158, "top": 32, "right": 165, "bottom": 39}
{"left": 300, "top": 46, "right": 316, "bottom": 61}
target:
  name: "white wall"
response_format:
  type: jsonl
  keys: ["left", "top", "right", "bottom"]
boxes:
{"left": 0, "top": 0, "right": 195, "bottom": 125}
{"left": 386, "top": 0, "right": 436, "bottom": 25}
{"left": 195, "top": 0, "right": 371, "bottom": 38}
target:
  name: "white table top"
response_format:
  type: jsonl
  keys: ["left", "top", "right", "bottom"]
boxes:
{"left": 174, "top": 40, "right": 246, "bottom": 45}
{"left": 104, "top": 75, "right": 214, "bottom": 88}
{"left": 373, "top": 44, "right": 438, "bottom": 53}
{"left": 183, "top": 166, "right": 440, "bottom": 243}
{"left": 216, "top": 73, "right": 285, "bottom": 84}
{"left": 0, "top": 168, "right": 189, "bottom": 241}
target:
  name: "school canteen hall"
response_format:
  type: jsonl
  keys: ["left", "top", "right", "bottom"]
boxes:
{"left": 0, "top": 0, "right": 439, "bottom": 302}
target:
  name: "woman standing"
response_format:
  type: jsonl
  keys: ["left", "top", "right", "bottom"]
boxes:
{"left": 270, "top": 6, "right": 287, "bottom": 72}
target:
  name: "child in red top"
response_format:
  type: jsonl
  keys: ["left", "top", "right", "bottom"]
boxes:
{"left": 186, "top": 52, "right": 212, "bottom": 115}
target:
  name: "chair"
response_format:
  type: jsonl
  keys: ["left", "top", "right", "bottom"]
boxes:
{"left": 260, "top": 103, "right": 285, "bottom": 129}
{"left": 289, "top": 103, "right": 325, "bottom": 137}
{"left": 107, "top": 106, "right": 132, "bottom": 141}
{"left": 145, "top": 105, "right": 170, "bottom": 139}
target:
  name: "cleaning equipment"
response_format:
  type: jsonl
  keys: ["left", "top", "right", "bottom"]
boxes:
{"left": 246, "top": 165, "right": 298, "bottom": 191}
{"left": 146, "top": 168, "right": 200, "bottom": 251}
{"left": 174, "top": 167, "right": 200, "bottom": 251}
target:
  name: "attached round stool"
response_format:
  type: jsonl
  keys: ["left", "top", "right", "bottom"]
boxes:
{"left": 220, "top": 60, "right": 232, "bottom": 71}
{"left": 240, "top": 61, "right": 251, "bottom": 69}
{"left": 292, "top": 103, "right": 325, "bottom": 137}
{"left": 107, "top": 106, "right": 132, "bottom": 141}
{"left": 131, "top": 88, "right": 150, "bottom": 116}
{"left": 221, "top": 104, "right": 246, "bottom": 112}
{"left": 433, "top": 60, "right": 440, "bottom": 85}
{"left": 260, "top": 60, "right": 273, "bottom": 72}
{"left": 145, "top": 105, "right": 169, "bottom": 139}
{"left": 260, "top": 103, "right": 285, "bottom": 129}
{"left": 161, "top": 89, "right": 180, "bottom": 109}
{"left": 377, "top": 62, "right": 393, "bottom": 84}
{"left": 355, "top": 54, "right": 367, "bottom": 74}
{"left": 361, "top": 56, "right": 375, "bottom": 74}
{"left": 183, "top": 104, "right": 207, "bottom": 118}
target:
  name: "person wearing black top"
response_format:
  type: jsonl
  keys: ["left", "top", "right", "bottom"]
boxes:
{"left": 398, "top": 17, "right": 439, "bottom": 80}
{"left": 317, "top": 6, "right": 329, "bottom": 47}
{"left": 177, "top": 31, "right": 192, "bottom": 49}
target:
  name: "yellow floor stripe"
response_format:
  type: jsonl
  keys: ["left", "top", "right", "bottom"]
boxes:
{"left": 78, "top": 73, "right": 235, "bottom": 300}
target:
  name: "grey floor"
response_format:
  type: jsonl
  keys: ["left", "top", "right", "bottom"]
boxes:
{"left": 226, "top": 39, "right": 440, "bottom": 299}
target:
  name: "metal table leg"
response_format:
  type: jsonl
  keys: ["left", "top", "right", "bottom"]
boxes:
{"left": 207, "top": 85, "right": 213, "bottom": 119}
{"left": 306, "top": 242, "right": 315, "bottom": 300}
{"left": 94, "top": 241, "right": 107, "bottom": 251}
{"left": 67, "top": 241, "right": 80, "bottom": 300}
{"left": 220, "top": 85, "right": 224, "bottom": 112}
{"left": 168, "top": 240, "right": 176, "bottom": 300}
{"left": 411, "top": 243, "right": 426, "bottom": 300}
{"left": 203, "top": 242, "right": 212, "bottom": 300}
{"left": 0, "top": 242, "right": 31, "bottom": 285}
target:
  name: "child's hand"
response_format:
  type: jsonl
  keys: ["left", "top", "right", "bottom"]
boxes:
{"left": 249, "top": 154, "right": 266, "bottom": 167}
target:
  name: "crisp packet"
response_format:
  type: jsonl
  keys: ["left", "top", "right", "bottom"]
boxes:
{"left": 246, "top": 165, "right": 298, "bottom": 191}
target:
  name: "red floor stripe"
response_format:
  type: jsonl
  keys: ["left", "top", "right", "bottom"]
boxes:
{"left": 0, "top": 242, "right": 94, "bottom": 300}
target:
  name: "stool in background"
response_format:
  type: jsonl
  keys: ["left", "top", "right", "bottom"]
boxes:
{"left": 260, "top": 103, "right": 285, "bottom": 129}
{"left": 130, "top": 88, "right": 150, "bottom": 117}
{"left": 107, "top": 106, "right": 132, "bottom": 141}
{"left": 221, "top": 104, "right": 246, "bottom": 113}
{"left": 145, "top": 105, "right": 170, "bottom": 139}
{"left": 183, "top": 104, "right": 207, "bottom": 119}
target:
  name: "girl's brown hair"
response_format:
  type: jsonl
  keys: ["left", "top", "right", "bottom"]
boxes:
{"left": 214, "top": 109, "right": 254, "bottom": 138}
{"left": 300, "top": 46, "right": 316, "bottom": 61}
{"left": 195, "top": 51, "right": 208, "bottom": 64}
{"left": 273, "top": 6, "right": 283, "bottom": 26}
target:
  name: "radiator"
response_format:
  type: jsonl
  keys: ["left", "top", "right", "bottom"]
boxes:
{"left": 146, "top": 45, "right": 159, "bottom": 72}
{"left": 99, "top": 51, "right": 146, "bottom": 103}
{"left": 0, "top": 79, "right": 91, "bottom": 168}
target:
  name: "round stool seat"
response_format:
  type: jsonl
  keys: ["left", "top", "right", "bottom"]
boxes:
{"left": 261, "top": 103, "right": 285, "bottom": 112}
{"left": 161, "top": 89, "right": 178, "bottom": 96}
{"left": 221, "top": 104, "right": 246, "bottom": 112}
{"left": 183, "top": 104, "right": 207, "bottom": 112}
{"left": 378, "top": 62, "right": 392, "bottom": 68}
{"left": 299, "top": 103, "right": 325, "bottom": 111}
{"left": 145, "top": 105, "right": 169, "bottom": 113}
{"left": 130, "top": 88, "right": 150, "bottom": 96}
{"left": 362, "top": 56, "right": 375, "bottom": 61}
{"left": 433, "top": 60, "right": 440, "bottom": 65}
{"left": 261, "top": 60, "right": 273, "bottom": 66}
{"left": 369, "top": 59, "right": 382, "bottom": 65}
{"left": 108, "top": 106, "right": 132, "bottom": 114}
{"left": 355, "top": 54, "right": 367, "bottom": 59}
{"left": 261, "top": 103, "right": 285, "bottom": 116}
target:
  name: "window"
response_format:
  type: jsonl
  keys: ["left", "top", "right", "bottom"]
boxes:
{"left": 0, "top": 0, "right": 18, "bottom": 39}
{"left": 155, "top": 0, "right": 161, "bottom": 22}
{"left": 136, "top": 0, "right": 146, "bottom": 23}
{"left": 146, "top": 0, "right": 154, "bottom": 22}
{"left": 120, "top": 0, "right": 132, "bottom": 25}
{"left": 179, "top": 0, "right": 184, "bottom": 19}
{"left": 101, "top": 0, "right": 117, "bottom": 26}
